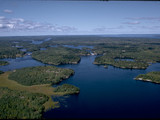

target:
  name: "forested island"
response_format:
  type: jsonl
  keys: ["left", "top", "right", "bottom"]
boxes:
{"left": 32, "top": 47, "right": 89, "bottom": 65}
{"left": 54, "top": 84, "right": 80, "bottom": 95}
{"left": 8, "top": 66, "right": 74, "bottom": 86}
{"left": 135, "top": 71, "right": 160, "bottom": 84}
{"left": 94, "top": 56, "right": 149, "bottom": 69}
{"left": 0, "top": 61, "right": 9, "bottom": 66}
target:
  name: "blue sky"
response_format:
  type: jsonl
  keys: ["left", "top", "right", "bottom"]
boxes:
{"left": 0, "top": 0, "right": 160, "bottom": 36}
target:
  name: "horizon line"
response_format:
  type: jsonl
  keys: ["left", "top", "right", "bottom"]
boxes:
{"left": 0, "top": 33, "right": 160, "bottom": 37}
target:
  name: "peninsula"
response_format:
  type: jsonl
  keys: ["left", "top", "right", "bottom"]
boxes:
{"left": 135, "top": 71, "right": 160, "bottom": 84}
{"left": 0, "top": 66, "right": 79, "bottom": 119}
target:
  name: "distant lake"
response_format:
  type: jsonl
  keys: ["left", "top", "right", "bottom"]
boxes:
{"left": 31, "top": 38, "right": 52, "bottom": 44}
{"left": 0, "top": 55, "right": 44, "bottom": 72}
{"left": 62, "top": 45, "right": 93, "bottom": 49}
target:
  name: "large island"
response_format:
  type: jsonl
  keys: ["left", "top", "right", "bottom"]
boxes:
{"left": 8, "top": 66, "right": 74, "bottom": 86}
{"left": 32, "top": 47, "right": 89, "bottom": 65}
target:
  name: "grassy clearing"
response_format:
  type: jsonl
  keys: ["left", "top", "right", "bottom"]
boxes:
{"left": 0, "top": 72, "right": 63, "bottom": 110}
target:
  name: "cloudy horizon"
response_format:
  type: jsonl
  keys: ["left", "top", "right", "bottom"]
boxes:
{"left": 0, "top": 1, "right": 160, "bottom": 36}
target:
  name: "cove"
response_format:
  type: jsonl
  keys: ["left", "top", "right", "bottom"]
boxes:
{"left": 0, "top": 55, "right": 44, "bottom": 72}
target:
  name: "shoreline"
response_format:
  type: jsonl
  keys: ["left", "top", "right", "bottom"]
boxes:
{"left": 135, "top": 77, "right": 160, "bottom": 84}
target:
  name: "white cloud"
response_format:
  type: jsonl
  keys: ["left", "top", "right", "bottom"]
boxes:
{"left": 123, "top": 21, "right": 140, "bottom": 25}
{"left": 125, "top": 17, "right": 160, "bottom": 21}
{"left": 0, "top": 24, "right": 3, "bottom": 28}
{"left": 93, "top": 26, "right": 106, "bottom": 32}
{"left": 0, "top": 16, "right": 77, "bottom": 33}
{"left": 126, "top": 25, "right": 160, "bottom": 33}
{"left": 140, "top": 25, "right": 160, "bottom": 29}
{"left": 3, "top": 9, "right": 13, "bottom": 13}
{"left": 6, "top": 24, "right": 14, "bottom": 29}
{"left": 93, "top": 26, "right": 124, "bottom": 32}
{"left": 0, "top": 16, "right": 5, "bottom": 19}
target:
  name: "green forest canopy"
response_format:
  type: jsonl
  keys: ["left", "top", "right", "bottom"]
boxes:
{"left": 8, "top": 66, "right": 74, "bottom": 86}
{"left": 135, "top": 71, "right": 160, "bottom": 83}
{"left": 0, "top": 87, "right": 48, "bottom": 119}
{"left": 54, "top": 84, "right": 80, "bottom": 95}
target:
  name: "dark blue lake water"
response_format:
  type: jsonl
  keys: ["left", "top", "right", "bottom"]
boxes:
{"left": 62, "top": 45, "right": 93, "bottom": 49}
{"left": 0, "top": 55, "right": 44, "bottom": 72}
{"left": 0, "top": 51, "right": 160, "bottom": 118}
{"left": 43, "top": 56, "right": 160, "bottom": 118}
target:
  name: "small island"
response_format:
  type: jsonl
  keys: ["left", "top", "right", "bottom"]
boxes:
{"left": 54, "top": 84, "right": 80, "bottom": 95}
{"left": 0, "top": 61, "right": 9, "bottom": 66}
{"left": 135, "top": 71, "right": 160, "bottom": 84}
